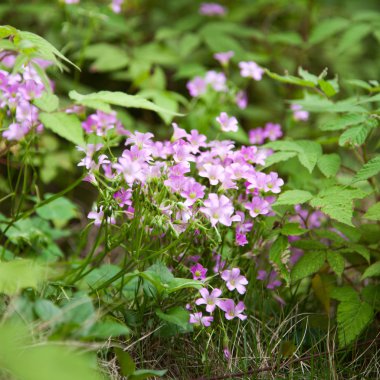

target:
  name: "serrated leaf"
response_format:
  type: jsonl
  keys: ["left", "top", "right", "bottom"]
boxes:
{"left": 269, "top": 235, "right": 290, "bottom": 285}
{"left": 308, "top": 18, "right": 349, "bottom": 45}
{"left": 339, "top": 124, "right": 373, "bottom": 147}
{"left": 69, "top": 90, "right": 183, "bottom": 116}
{"left": 326, "top": 251, "right": 345, "bottom": 277}
{"left": 39, "top": 112, "right": 85, "bottom": 147}
{"left": 310, "top": 186, "right": 369, "bottom": 226}
{"left": 361, "top": 261, "right": 380, "bottom": 280}
{"left": 318, "top": 79, "right": 337, "bottom": 97}
{"left": 330, "top": 286, "right": 359, "bottom": 302}
{"left": 352, "top": 156, "right": 380, "bottom": 183}
{"left": 262, "top": 151, "right": 297, "bottom": 168}
{"left": 320, "top": 113, "right": 368, "bottom": 131}
{"left": 317, "top": 154, "right": 341, "bottom": 177}
{"left": 275, "top": 190, "right": 313, "bottom": 206}
{"left": 364, "top": 202, "right": 380, "bottom": 220}
{"left": 33, "top": 92, "right": 59, "bottom": 112}
{"left": 291, "top": 251, "right": 326, "bottom": 282}
{"left": 336, "top": 299, "right": 373, "bottom": 346}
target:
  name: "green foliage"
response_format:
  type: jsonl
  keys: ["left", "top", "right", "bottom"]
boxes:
{"left": 291, "top": 251, "right": 326, "bottom": 282}
{"left": 274, "top": 190, "right": 313, "bottom": 206}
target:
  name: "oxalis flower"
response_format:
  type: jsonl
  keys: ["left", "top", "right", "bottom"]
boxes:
{"left": 189, "top": 312, "right": 213, "bottom": 327}
{"left": 239, "top": 61, "right": 265, "bottom": 81}
{"left": 218, "top": 300, "right": 247, "bottom": 320}
{"left": 216, "top": 112, "right": 239, "bottom": 133}
{"left": 195, "top": 288, "right": 222, "bottom": 313}
{"left": 191, "top": 263, "right": 207, "bottom": 280}
{"left": 221, "top": 268, "right": 248, "bottom": 294}
{"left": 200, "top": 194, "right": 241, "bottom": 227}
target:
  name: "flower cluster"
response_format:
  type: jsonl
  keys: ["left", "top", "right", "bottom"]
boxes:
{"left": 187, "top": 70, "right": 227, "bottom": 97}
{"left": 199, "top": 2, "right": 227, "bottom": 16}
{"left": 291, "top": 104, "right": 309, "bottom": 121}
{"left": 189, "top": 267, "right": 248, "bottom": 327}
{"left": 249, "top": 123, "right": 283, "bottom": 145}
{"left": 0, "top": 54, "right": 49, "bottom": 141}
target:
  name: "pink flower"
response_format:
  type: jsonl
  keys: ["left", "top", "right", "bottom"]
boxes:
{"left": 111, "top": 0, "right": 124, "bottom": 13}
{"left": 265, "top": 172, "right": 284, "bottom": 193}
{"left": 291, "top": 104, "right": 309, "bottom": 121}
{"left": 189, "top": 312, "right": 213, "bottom": 327}
{"left": 199, "top": 3, "right": 226, "bottom": 16}
{"left": 218, "top": 300, "right": 247, "bottom": 320}
{"left": 113, "top": 155, "right": 147, "bottom": 185}
{"left": 195, "top": 288, "right": 222, "bottom": 313}
{"left": 2, "top": 122, "right": 29, "bottom": 141}
{"left": 187, "top": 130, "right": 207, "bottom": 153}
{"left": 214, "top": 51, "right": 234, "bottom": 65}
{"left": 249, "top": 128, "right": 266, "bottom": 145}
{"left": 180, "top": 179, "right": 205, "bottom": 206}
{"left": 114, "top": 188, "right": 132, "bottom": 207}
{"left": 187, "top": 77, "right": 206, "bottom": 97}
{"left": 200, "top": 194, "right": 241, "bottom": 227}
{"left": 221, "top": 268, "right": 248, "bottom": 294}
{"left": 125, "top": 131, "right": 154, "bottom": 149}
{"left": 239, "top": 61, "right": 265, "bottom": 81}
{"left": 88, "top": 206, "right": 115, "bottom": 226}
{"left": 244, "top": 196, "right": 270, "bottom": 218}
{"left": 216, "top": 112, "right": 239, "bottom": 132}
{"left": 264, "top": 123, "right": 282, "bottom": 141}
{"left": 205, "top": 71, "right": 227, "bottom": 92}
{"left": 191, "top": 263, "right": 207, "bottom": 280}
{"left": 172, "top": 123, "right": 189, "bottom": 141}
{"left": 198, "top": 163, "right": 225, "bottom": 185}
{"left": 235, "top": 90, "right": 248, "bottom": 109}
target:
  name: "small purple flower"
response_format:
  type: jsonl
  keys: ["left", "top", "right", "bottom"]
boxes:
{"left": 189, "top": 312, "right": 213, "bottom": 327}
{"left": 214, "top": 51, "right": 234, "bottom": 65}
{"left": 245, "top": 196, "right": 270, "bottom": 218}
{"left": 205, "top": 71, "right": 227, "bottom": 92}
{"left": 265, "top": 172, "right": 284, "bottom": 194}
{"left": 111, "top": 0, "right": 124, "bottom": 13}
{"left": 249, "top": 128, "right": 266, "bottom": 145}
{"left": 198, "top": 163, "right": 225, "bottom": 185}
{"left": 199, "top": 2, "right": 226, "bottom": 16}
{"left": 180, "top": 179, "right": 205, "bottom": 206}
{"left": 264, "top": 122, "right": 283, "bottom": 141}
{"left": 216, "top": 112, "right": 239, "bottom": 133}
{"left": 195, "top": 288, "right": 222, "bottom": 313}
{"left": 187, "top": 77, "right": 207, "bottom": 97}
{"left": 235, "top": 90, "right": 248, "bottom": 109}
{"left": 114, "top": 188, "right": 132, "bottom": 208}
{"left": 291, "top": 104, "right": 309, "bottom": 121}
{"left": 218, "top": 299, "right": 247, "bottom": 320}
{"left": 239, "top": 61, "right": 265, "bottom": 81}
{"left": 190, "top": 263, "right": 207, "bottom": 280}
{"left": 221, "top": 268, "right": 248, "bottom": 294}
{"left": 257, "top": 270, "right": 282, "bottom": 289}
{"left": 2, "top": 122, "right": 29, "bottom": 141}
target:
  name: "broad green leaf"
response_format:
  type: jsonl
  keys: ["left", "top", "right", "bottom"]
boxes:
{"left": 352, "top": 156, "right": 380, "bottom": 183}
{"left": 310, "top": 186, "right": 369, "bottom": 226}
{"left": 36, "top": 195, "right": 78, "bottom": 228}
{"left": 308, "top": 18, "right": 349, "bottom": 45}
{"left": 269, "top": 235, "right": 290, "bottom": 285}
{"left": 39, "top": 112, "right": 85, "bottom": 146}
{"left": 156, "top": 307, "right": 189, "bottom": 330}
{"left": 330, "top": 286, "right": 358, "bottom": 302}
{"left": 326, "top": 251, "right": 345, "bottom": 277}
{"left": 61, "top": 293, "right": 95, "bottom": 325}
{"left": 0, "top": 260, "right": 50, "bottom": 295}
{"left": 69, "top": 90, "right": 183, "bottom": 116}
{"left": 167, "top": 277, "right": 203, "bottom": 293}
{"left": 274, "top": 190, "right": 313, "bottom": 206}
{"left": 33, "top": 92, "right": 59, "bottom": 112}
{"left": 115, "top": 349, "right": 136, "bottom": 377}
{"left": 129, "top": 369, "right": 167, "bottom": 380}
{"left": 361, "top": 261, "right": 380, "bottom": 280}
{"left": 317, "top": 154, "right": 341, "bottom": 177}
{"left": 262, "top": 151, "right": 297, "bottom": 168}
{"left": 34, "top": 299, "right": 62, "bottom": 322}
{"left": 280, "top": 223, "right": 307, "bottom": 236}
{"left": 337, "top": 24, "right": 372, "bottom": 54}
{"left": 336, "top": 299, "right": 373, "bottom": 346}
{"left": 0, "top": 323, "right": 102, "bottom": 380}
{"left": 318, "top": 79, "right": 337, "bottom": 97}
{"left": 320, "top": 113, "right": 368, "bottom": 131}
{"left": 87, "top": 320, "right": 130, "bottom": 339}
{"left": 291, "top": 251, "right": 326, "bottom": 282}
{"left": 364, "top": 202, "right": 380, "bottom": 220}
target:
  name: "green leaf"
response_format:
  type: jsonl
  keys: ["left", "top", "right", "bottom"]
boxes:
{"left": 115, "top": 349, "right": 135, "bottom": 377}
{"left": 269, "top": 235, "right": 290, "bottom": 285}
{"left": 352, "top": 156, "right": 380, "bottom": 183}
{"left": 308, "top": 18, "right": 349, "bottom": 45}
{"left": 129, "top": 369, "right": 167, "bottom": 380}
{"left": 87, "top": 320, "right": 130, "bottom": 339}
{"left": 274, "top": 190, "right": 313, "bottom": 206}
{"left": 262, "top": 151, "right": 297, "bottom": 168}
{"left": 361, "top": 261, "right": 380, "bottom": 280}
{"left": 61, "top": 293, "right": 95, "bottom": 325}
{"left": 320, "top": 113, "right": 368, "bottom": 131}
{"left": 280, "top": 223, "right": 307, "bottom": 236}
{"left": 36, "top": 195, "right": 78, "bottom": 228}
{"left": 338, "top": 124, "right": 373, "bottom": 147}
{"left": 266, "top": 70, "right": 315, "bottom": 88}
{"left": 336, "top": 299, "right": 373, "bottom": 346}
{"left": 326, "top": 251, "right": 345, "bottom": 277}
{"left": 318, "top": 79, "right": 337, "bottom": 97}
{"left": 310, "top": 186, "right": 369, "bottom": 226}
{"left": 291, "top": 251, "right": 326, "bottom": 282}
{"left": 156, "top": 307, "right": 189, "bottom": 330}
{"left": 317, "top": 154, "right": 341, "bottom": 177}
{"left": 33, "top": 92, "right": 59, "bottom": 112}
{"left": 330, "top": 286, "right": 359, "bottom": 302}
{"left": 364, "top": 202, "right": 380, "bottom": 220}
{"left": 0, "top": 260, "right": 50, "bottom": 295}
{"left": 167, "top": 278, "right": 203, "bottom": 294}
{"left": 337, "top": 24, "right": 372, "bottom": 54}
{"left": 34, "top": 299, "right": 62, "bottom": 322}
{"left": 69, "top": 90, "right": 183, "bottom": 117}
{"left": 39, "top": 112, "right": 85, "bottom": 146}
